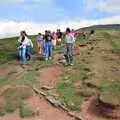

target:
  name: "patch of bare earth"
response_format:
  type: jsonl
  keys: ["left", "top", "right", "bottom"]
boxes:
{"left": 25, "top": 94, "right": 75, "bottom": 120}
{"left": 0, "top": 112, "right": 21, "bottom": 120}
{"left": 39, "top": 65, "right": 63, "bottom": 88}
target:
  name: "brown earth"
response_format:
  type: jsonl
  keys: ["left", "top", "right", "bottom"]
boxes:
{"left": 0, "top": 32, "right": 120, "bottom": 120}
{"left": 39, "top": 65, "right": 63, "bottom": 88}
{"left": 0, "top": 54, "right": 75, "bottom": 120}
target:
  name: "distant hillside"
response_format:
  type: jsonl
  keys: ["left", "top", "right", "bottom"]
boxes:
{"left": 80, "top": 24, "right": 120, "bottom": 31}
{"left": 0, "top": 35, "right": 37, "bottom": 41}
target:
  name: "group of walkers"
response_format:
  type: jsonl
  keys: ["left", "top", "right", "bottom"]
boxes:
{"left": 36, "top": 29, "right": 63, "bottom": 60}
{"left": 17, "top": 28, "right": 76, "bottom": 68}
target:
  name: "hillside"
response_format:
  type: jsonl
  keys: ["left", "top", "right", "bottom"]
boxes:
{"left": 79, "top": 24, "right": 120, "bottom": 31}
{"left": 0, "top": 29, "right": 120, "bottom": 120}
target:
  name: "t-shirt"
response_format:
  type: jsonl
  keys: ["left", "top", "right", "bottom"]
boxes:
{"left": 65, "top": 33, "right": 75, "bottom": 44}
{"left": 44, "top": 34, "right": 52, "bottom": 42}
{"left": 56, "top": 32, "right": 62, "bottom": 39}
{"left": 36, "top": 35, "right": 43, "bottom": 42}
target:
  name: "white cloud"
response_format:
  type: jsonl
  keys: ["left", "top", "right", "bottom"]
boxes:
{"left": 0, "top": 16, "right": 120, "bottom": 39}
{"left": 84, "top": 0, "right": 120, "bottom": 13}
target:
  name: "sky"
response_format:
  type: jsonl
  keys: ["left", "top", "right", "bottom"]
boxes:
{"left": 0, "top": 0, "right": 120, "bottom": 38}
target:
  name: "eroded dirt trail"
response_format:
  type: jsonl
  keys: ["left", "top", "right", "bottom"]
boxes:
{"left": 79, "top": 32, "right": 120, "bottom": 120}
{"left": 30, "top": 54, "right": 75, "bottom": 120}
{"left": 25, "top": 94, "right": 75, "bottom": 120}
{"left": 0, "top": 54, "right": 75, "bottom": 120}
{"left": 39, "top": 65, "right": 62, "bottom": 88}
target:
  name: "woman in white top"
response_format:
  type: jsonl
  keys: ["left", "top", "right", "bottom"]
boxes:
{"left": 18, "top": 31, "right": 33, "bottom": 67}
{"left": 22, "top": 31, "right": 33, "bottom": 60}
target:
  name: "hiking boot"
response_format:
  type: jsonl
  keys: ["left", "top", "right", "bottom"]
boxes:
{"left": 45, "top": 57, "right": 48, "bottom": 61}
{"left": 49, "top": 57, "right": 52, "bottom": 60}
{"left": 70, "top": 63, "right": 74, "bottom": 66}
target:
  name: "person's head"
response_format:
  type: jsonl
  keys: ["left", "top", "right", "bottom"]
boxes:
{"left": 66, "top": 28, "right": 71, "bottom": 34}
{"left": 20, "top": 31, "right": 25, "bottom": 42}
{"left": 45, "top": 30, "right": 48, "bottom": 35}
{"left": 38, "top": 33, "right": 41, "bottom": 36}
{"left": 22, "top": 31, "right": 28, "bottom": 37}
{"left": 52, "top": 32, "right": 55, "bottom": 34}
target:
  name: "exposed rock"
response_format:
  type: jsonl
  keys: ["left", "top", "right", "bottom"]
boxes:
{"left": 46, "top": 96, "right": 61, "bottom": 107}
{"left": 98, "top": 92, "right": 120, "bottom": 119}
{"left": 68, "top": 112, "right": 87, "bottom": 120}
{"left": 79, "top": 44, "right": 87, "bottom": 47}
{"left": 47, "top": 90, "right": 59, "bottom": 98}
{"left": 41, "top": 86, "right": 54, "bottom": 90}
{"left": 33, "top": 87, "right": 47, "bottom": 96}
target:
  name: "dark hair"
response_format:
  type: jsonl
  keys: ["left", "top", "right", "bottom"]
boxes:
{"left": 66, "top": 28, "right": 71, "bottom": 33}
{"left": 22, "top": 31, "right": 28, "bottom": 37}
{"left": 21, "top": 36, "right": 25, "bottom": 42}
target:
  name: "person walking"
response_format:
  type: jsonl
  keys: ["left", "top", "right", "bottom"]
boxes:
{"left": 64, "top": 28, "right": 75, "bottom": 66}
{"left": 44, "top": 30, "right": 53, "bottom": 61}
{"left": 22, "top": 31, "right": 33, "bottom": 61}
{"left": 56, "top": 29, "right": 63, "bottom": 45}
{"left": 36, "top": 33, "right": 44, "bottom": 55}
{"left": 18, "top": 31, "right": 28, "bottom": 68}
{"left": 52, "top": 32, "right": 57, "bottom": 50}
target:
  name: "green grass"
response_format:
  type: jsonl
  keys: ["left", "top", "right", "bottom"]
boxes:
{"left": 77, "top": 87, "right": 96, "bottom": 97}
{"left": 4, "top": 99, "right": 22, "bottom": 113}
{"left": 0, "top": 36, "right": 37, "bottom": 63}
{"left": 58, "top": 82, "right": 82, "bottom": 111}
{"left": 99, "top": 82, "right": 120, "bottom": 106}
{"left": 57, "top": 57, "right": 92, "bottom": 111}
{"left": 0, "top": 100, "right": 5, "bottom": 116}
{"left": 57, "top": 70, "right": 82, "bottom": 111}
{"left": 0, "top": 86, "right": 33, "bottom": 114}
{"left": 111, "top": 37, "right": 120, "bottom": 53}
{"left": 100, "top": 82, "right": 120, "bottom": 93}
{"left": 0, "top": 86, "right": 32, "bottom": 115}
{"left": 0, "top": 75, "right": 9, "bottom": 85}
{"left": 102, "top": 32, "right": 120, "bottom": 53}
{"left": 19, "top": 105, "right": 34, "bottom": 118}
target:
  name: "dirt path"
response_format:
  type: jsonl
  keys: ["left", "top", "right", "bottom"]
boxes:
{"left": 79, "top": 32, "right": 120, "bottom": 120}
{"left": 39, "top": 65, "right": 62, "bottom": 88}
{"left": 0, "top": 53, "right": 76, "bottom": 120}
{"left": 24, "top": 53, "right": 75, "bottom": 120}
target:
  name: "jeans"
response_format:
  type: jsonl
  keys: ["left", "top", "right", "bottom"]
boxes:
{"left": 18, "top": 47, "right": 26, "bottom": 65}
{"left": 26, "top": 46, "right": 32, "bottom": 60}
{"left": 45, "top": 41, "right": 52, "bottom": 58}
{"left": 65, "top": 43, "right": 74, "bottom": 64}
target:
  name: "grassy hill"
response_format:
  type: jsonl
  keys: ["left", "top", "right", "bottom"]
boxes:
{"left": 0, "top": 26, "right": 120, "bottom": 119}
{"left": 79, "top": 24, "right": 120, "bottom": 31}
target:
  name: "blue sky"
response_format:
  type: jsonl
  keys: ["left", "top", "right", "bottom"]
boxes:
{"left": 0, "top": 0, "right": 120, "bottom": 38}
{"left": 0, "top": 0, "right": 120, "bottom": 22}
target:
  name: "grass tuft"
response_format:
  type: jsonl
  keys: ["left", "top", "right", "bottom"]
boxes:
{"left": 19, "top": 105, "right": 34, "bottom": 118}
